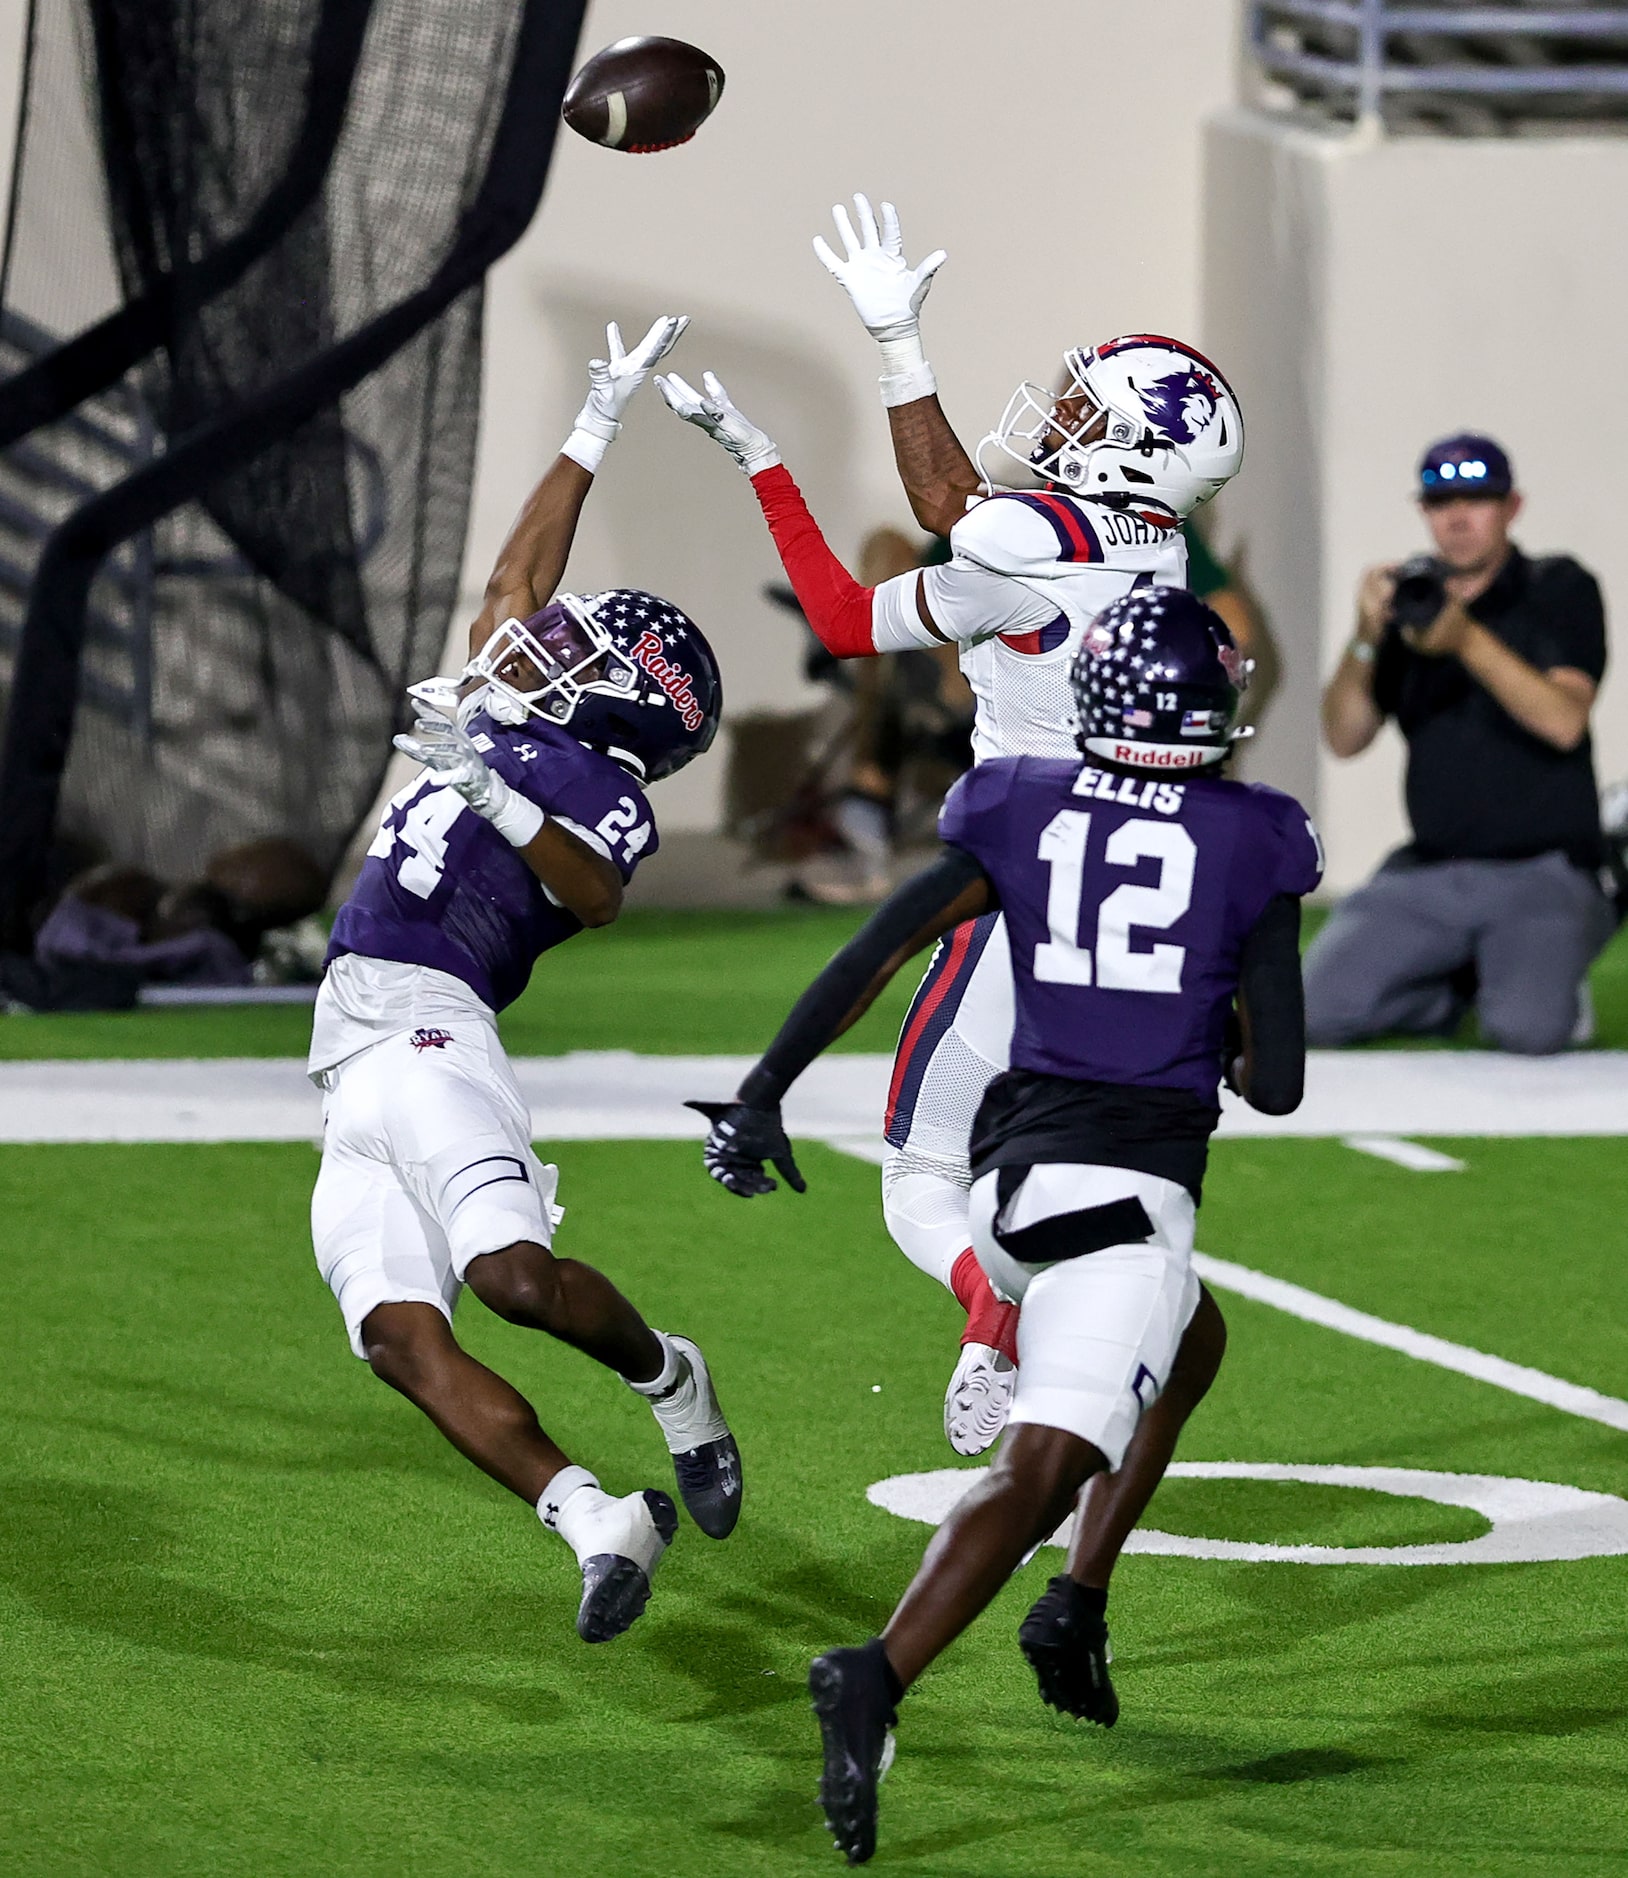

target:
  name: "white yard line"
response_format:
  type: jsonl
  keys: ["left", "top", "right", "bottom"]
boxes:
{"left": 1191, "top": 1251, "right": 1628, "bottom": 1435}
{"left": 1, "top": 1048, "right": 1625, "bottom": 1143}
{"left": 3, "top": 1049, "right": 1623, "bottom": 1436}
{"left": 1341, "top": 1134, "right": 1466, "bottom": 1172}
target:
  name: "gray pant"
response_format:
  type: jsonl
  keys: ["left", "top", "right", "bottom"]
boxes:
{"left": 1302, "top": 850, "right": 1614, "bottom": 1056}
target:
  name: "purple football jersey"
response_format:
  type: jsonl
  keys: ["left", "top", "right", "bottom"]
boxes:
{"left": 939, "top": 757, "right": 1322, "bottom": 1103}
{"left": 328, "top": 714, "right": 658, "bottom": 1011}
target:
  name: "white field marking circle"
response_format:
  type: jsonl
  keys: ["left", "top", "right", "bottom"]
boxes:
{"left": 866, "top": 1462, "right": 1628, "bottom": 1566}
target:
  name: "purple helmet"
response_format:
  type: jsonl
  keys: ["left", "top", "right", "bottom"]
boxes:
{"left": 1070, "top": 585, "right": 1247, "bottom": 771}
{"left": 466, "top": 588, "right": 721, "bottom": 782}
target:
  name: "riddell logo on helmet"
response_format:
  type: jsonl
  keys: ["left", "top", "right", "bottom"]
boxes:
{"left": 631, "top": 631, "right": 704, "bottom": 731}
{"left": 1114, "top": 743, "right": 1211, "bottom": 769}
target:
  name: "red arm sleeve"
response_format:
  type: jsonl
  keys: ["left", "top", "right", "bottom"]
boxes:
{"left": 750, "top": 464, "right": 878, "bottom": 659}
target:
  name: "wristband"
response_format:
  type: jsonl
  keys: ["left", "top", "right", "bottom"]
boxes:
{"left": 1347, "top": 637, "right": 1376, "bottom": 665}
{"left": 876, "top": 326, "right": 927, "bottom": 376}
{"left": 562, "top": 427, "right": 610, "bottom": 474}
{"left": 876, "top": 326, "right": 936, "bottom": 408}
{"left": 738, "top": 439, "right": 783, "bottom": 477}
{"left": 879, "top": 361, "right": 938, "bottom": 409}
{"left": 484, "top": 773, "right": 547, "bottom": 848}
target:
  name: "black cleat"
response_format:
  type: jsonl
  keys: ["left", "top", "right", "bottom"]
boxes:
{"left": 670, "top": 1436, "right": 743, "bottom": 1538}
{"left": 647, "top": 1335, "right": 743, "bottom": 1538}
{"left": 809, "top": 1640, "right": 899, "bottom": 1866}
{"left": 1019, "top": 1575, "right": 1119, "bottom": 1725}
{"left": 575, "top": 1489, "right": 678, "bottom": 1643}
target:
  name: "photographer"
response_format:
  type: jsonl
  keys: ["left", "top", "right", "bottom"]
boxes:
{"left": 1306, "top": 434, "right": 1612, "bottom": 1054}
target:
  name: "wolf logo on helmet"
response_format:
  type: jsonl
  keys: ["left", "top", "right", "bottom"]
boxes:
{"left": 1137, "top": 367, "right": 1221, "bottom": 447}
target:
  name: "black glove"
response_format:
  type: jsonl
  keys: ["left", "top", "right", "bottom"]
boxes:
{"left": 685, "top": 1099, "right": 807, "bottom": 1199}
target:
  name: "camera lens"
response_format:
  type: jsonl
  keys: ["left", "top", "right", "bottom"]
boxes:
{"left": 1390, "top": 556, "right": 1446, "bottom": 630}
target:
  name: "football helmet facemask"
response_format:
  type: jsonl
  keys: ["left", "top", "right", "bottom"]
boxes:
{"left": 979, "top": 334, "right": 1244, "bottom": 518}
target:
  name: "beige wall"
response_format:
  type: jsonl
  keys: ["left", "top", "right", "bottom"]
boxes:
{"left": 1206, "top": 111, "right": 1628, "bottom": 890}
{"left": 466, "top": 0, "right": 1244, "bottom": 829}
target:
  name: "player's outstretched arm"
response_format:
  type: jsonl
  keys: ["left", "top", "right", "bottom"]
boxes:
{"left": 469, "top": 316, "right": 689, "bottom": 656}
{"left": 659, "top": 367, "right": 990, "bottom": 661}
{"left": 658, "top": 368, "right": 880, "bottom": 659}
{"left": 689, "top": 848, "right": 992, "bottom": 1196}
{"left": 394, "top": 716, "right": 623, "bottom": 925}
{"left": 1229, "top": 894, "right": 1306, "bottom": 1115}
{"left": 812, "top": 194, "right": 979, "bottom": 537}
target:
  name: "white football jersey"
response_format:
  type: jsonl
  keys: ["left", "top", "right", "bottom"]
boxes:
{"left": 870, "top": 490, "right": 1188, "bottom": 762}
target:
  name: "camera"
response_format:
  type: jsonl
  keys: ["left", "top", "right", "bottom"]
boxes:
{"left": 1388, "top": 555, "right": 1448, "bottom": 632}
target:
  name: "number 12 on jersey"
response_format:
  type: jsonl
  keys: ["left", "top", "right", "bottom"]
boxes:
{"left": 1034, "top": 809, "right": 1196, "bottom": 993}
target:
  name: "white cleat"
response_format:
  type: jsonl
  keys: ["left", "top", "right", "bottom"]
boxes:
{"left": 944, "top": 1342, "right": 1016, "bottom": 1457}
{"left": 567, "top": 1487, "right": 678, "bottom": 1643}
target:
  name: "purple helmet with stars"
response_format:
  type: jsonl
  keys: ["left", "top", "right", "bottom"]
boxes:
{"left": 465, "top": 587, "right": 722, "bottom": 782}
{"left": 1070, "top": 585, "right": 1249, "bottom": 772}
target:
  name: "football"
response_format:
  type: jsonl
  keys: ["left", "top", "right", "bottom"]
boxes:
{"left": 561, "top": 36, "right": 725, "bottom": 153}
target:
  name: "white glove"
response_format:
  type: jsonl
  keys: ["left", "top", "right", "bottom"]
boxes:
{"left": 392, "top": 714, "right": 545, "bottom": 848}
{"left": 564, "top": 314, "right": 689, "bottom": 473}
{"left": 812, "top": 194, "right": 945, "bottom": 406}
{"left": 655, "top": 370, "right": 781, "bottom": 477}
{"left": 406, "top": 673, "right": 487, "bottom": 731}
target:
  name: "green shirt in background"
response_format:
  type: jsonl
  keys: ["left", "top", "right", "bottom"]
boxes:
{"left": 1182, "top": 518, "right": 1227, "bottom": 598}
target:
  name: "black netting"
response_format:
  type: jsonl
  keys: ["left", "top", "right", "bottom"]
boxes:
{"left": 0, "top": 0, "right": 532, "bottom": 920}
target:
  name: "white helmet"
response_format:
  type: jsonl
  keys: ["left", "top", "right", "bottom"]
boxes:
{"left": 979, "top": 334, "right": 1244, "bottom": 517}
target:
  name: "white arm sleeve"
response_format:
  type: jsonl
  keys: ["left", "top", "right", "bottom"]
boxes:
{"left": 869, "top": 563, "right": 1057, "bottom": 652}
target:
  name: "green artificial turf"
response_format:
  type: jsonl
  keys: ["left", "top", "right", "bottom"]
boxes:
{"left": 5, "top": 908, "right": 1628, "bottom": 1062}
{"left": 2, "top": 1136, "right": 1625, "bottom": 1875}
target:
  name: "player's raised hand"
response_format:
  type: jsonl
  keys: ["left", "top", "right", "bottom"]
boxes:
{"left": 406, "top": 672, "right": 486, "bottom": 731}
{"left": 686, "top": 1099, "right": 806, "bottom": 1198}
{"left": 656, "top": 370, "right": 782, "bottom": 477}
{"left": 813, "top": 194, "right": 946, "bottom": 340}
{"left": 394, "top": 714, "right": 547, "bottom": 850}
{"left": 575, "top": 314, "right": 690, "bottom": 445}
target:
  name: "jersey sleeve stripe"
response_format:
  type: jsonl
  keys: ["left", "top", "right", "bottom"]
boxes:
{"left": 1010, "top": 492, "right": 1101, "bottom": 564}
{"left": 883, "top": 913, "right": 997, "bottom": 1147}
{"left": 999, "top": 611, "right": 1071, "bottom": 657}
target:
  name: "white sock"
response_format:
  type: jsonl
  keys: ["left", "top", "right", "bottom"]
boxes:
{"left": 538, "top": 1464, "right": 603, "bottom": 1553}
{"left": 625, "top": 1329, "right": 682, "bottom": 1399}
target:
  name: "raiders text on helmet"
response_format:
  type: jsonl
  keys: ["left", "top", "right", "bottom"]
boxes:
{"left": 980, "top": 334, "right": 1244, "bottom": 519}
{"left": 1071, "top": 585, "right": 1249, "bottom": 771}
{"left": 463, "top": 589, "right": 721, "bottom": 781}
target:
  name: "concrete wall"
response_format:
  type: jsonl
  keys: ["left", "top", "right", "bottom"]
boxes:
{"left": 1205, "top": 111, "right": 1628, "bottom": 890}
{"left": 466, "top": 0, "right": 1244, "bottom": 830}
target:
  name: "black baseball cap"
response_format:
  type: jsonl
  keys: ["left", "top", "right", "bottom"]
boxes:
{"left": 1418, "top": 433, "right": 1513, "bottom": 502}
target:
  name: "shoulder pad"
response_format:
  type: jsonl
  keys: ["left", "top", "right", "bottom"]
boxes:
{"left": 950, "top": 492, "right": 1105, "bottom": 576}
{"left": 1246, "top": 783, "right": 1325, "bottom": 892}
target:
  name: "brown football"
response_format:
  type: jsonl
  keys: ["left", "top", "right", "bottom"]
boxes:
{"left": 561, "top": 36, "right": 725, "bottom": 154}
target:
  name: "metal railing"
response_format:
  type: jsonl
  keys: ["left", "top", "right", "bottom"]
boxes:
{"left": 1251, "top": 1, "right": 1628, "bottom": 126}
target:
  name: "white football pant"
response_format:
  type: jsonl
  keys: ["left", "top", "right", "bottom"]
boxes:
{"left": 311, "top": 1011, "right": 559, "bottom": 1357}
{"left": 967, "top": 1162, "right": 1200, "bottom": 1470}
{"left": 880, "top": 913, "right": 1012, "bottom": 1292}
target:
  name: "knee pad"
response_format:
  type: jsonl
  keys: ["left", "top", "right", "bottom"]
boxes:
{"left": 881, "top": 1149, "right": 972, "bottom": 1292}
